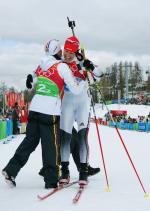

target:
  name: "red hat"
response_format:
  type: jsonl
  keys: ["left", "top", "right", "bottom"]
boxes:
{"left": 64, "top": 36, "right": 80, "bottom": 53}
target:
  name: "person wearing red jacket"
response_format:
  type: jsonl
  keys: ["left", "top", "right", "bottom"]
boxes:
{"left": 60, "top": 36, "right": 101, "bottom": 185}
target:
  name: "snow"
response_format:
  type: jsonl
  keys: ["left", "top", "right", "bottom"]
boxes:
{"left": 0, "top": 104, "right": 150, "bottom": 211}
{"left": 94, "top": 103, "right": 150, "bottom": 118}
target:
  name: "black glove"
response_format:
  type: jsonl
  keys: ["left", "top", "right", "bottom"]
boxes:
{"left": 26, "top": 74, "right": 33, "bottom": 89}
{"left": 75, "top": 50, "right": 84, "bottom": 61}
{"left": 83, "top": 59, "right": 95, "bottom": 71}
{"left": 99, "top": 73, "right": 104, "bottom": 78}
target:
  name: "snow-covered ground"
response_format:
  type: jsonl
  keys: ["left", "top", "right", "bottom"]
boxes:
{"left": 0, "top": 104, "right": 150, "bottom": 211}
{"left": 95, "top": 103, "right": 150, "bottom": 118}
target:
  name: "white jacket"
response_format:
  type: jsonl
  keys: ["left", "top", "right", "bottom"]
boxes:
{"left": 29, "top": 55, "right": 85, "bottom": 115}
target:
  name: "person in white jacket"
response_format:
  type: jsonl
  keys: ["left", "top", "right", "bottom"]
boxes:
{"left": 2, "top": 39, "right": 85, "bottom": 189}
{"left": 59, "top": 36, "right": 102, "bottom": 185}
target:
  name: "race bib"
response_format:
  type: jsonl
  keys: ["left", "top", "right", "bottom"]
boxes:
{"left": 36, "top": 76, "right": 59, "bottom": 97}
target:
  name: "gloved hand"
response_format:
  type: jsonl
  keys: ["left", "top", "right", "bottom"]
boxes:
{"left": 99, "top": 73, "right": 104, "bottom": 78}
{"left": 75, "top": 50, "right": 84, "bottom": 61}
{"left": 26, "top": 74, "right": 33, "bottom": 89}
{"left": 83, "top": 59, "right": 95, "bottom": 71}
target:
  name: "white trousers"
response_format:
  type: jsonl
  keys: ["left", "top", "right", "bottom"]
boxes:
{"left": 60, "top": 91, "right": 91, "bottom": 134}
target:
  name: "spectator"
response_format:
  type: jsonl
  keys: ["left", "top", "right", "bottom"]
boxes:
{"left": 12, "top": 102, "right": 19, "bottom": 135}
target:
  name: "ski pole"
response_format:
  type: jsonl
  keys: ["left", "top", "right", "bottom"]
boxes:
{"left": 96, "top": 86, "right": 149, "bottom": 197}
{"left": 86, "top": 71, "right": 110, "bottom": 191}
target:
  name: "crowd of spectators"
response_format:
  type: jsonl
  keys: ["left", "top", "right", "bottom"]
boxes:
{"left": 127, "top": 97, "right": 150, "bottom": 105}
{"left": 104, "top": 112, "right": 150, "bottom": 123}
{"left": 0, "top": 107, "right": 12, "bottom": 121}
{"left": 0, "top": 103, "right": 28, "bottom": 135}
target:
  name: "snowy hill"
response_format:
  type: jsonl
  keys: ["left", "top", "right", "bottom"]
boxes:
{"left": 0, "top": 104, "right": 150, "bottom": 211}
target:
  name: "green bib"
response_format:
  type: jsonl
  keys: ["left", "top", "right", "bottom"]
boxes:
{"left": 36, "top": 76, "right": 59, "bottom": 97}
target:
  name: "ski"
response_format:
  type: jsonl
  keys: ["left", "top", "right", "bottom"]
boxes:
{"left": 72, "top": 184, "right": 86, "bottom": 204}
{"left": 37, "top": 180, "right": 78, "bottom": 201}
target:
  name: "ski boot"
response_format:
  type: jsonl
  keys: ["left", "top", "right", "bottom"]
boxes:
{"left": 2, "top": 170, "right": 16, "bottom": 187}
{"left": 79, "top": 163, "right": 88, "bottom": 185}
{"left": 39, "top": 167, "right": 45, "bottom": 177}
{"left": 88, "top": 165, "right": 100, "bottom": 176}
{"left": 45, "top": 183, "right": 58, "bottom": 189}
{"left": 59, "top": 162, "right": 70, "bottom": 185}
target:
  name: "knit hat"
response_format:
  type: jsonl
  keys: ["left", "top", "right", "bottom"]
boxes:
{"left": 45, "top": 39, "right": 61, "bottom": 56}
{"left": 64, "top": 36, "right": 80, "bottom": 53}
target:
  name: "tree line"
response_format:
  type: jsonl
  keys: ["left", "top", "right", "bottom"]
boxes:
{"left": 92, "top": 61, "right": 150, "bottom": 102}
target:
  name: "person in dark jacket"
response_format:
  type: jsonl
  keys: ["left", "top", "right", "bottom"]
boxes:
{"left": 12, "top": 102, "right": 19, "bottom": 135}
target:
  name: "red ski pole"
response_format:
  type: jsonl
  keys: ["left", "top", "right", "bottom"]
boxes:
{"left": 87, "top": 72, "right": 110, "bottom": 191}
{"left": 98, "top": 87, "right": 148, "bottom": 197}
